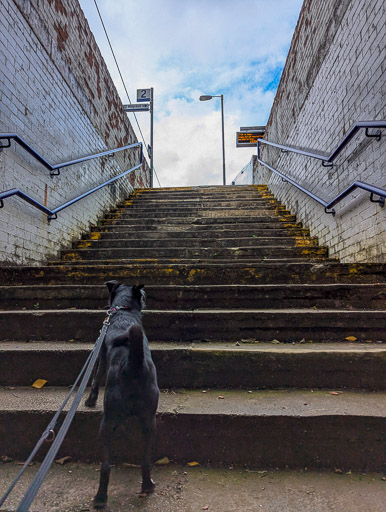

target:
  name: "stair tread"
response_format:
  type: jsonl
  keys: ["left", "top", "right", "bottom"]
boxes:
{"left": 3, "top": 308, "right": 385, "bottom": 313}
{"left": 0, "top": 387, "right": 384, "bottom": 417}
{"left": 1, "top": 340, "right": 384, "bottom": 352}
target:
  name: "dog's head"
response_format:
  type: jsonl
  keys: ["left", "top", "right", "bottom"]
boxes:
{"left": 106, "top": 280, "right": 146, "bottom": 311}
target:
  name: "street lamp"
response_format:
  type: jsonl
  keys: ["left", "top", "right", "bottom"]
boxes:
{"left": 199, "top": 94, "right": 226, "bottom": 185}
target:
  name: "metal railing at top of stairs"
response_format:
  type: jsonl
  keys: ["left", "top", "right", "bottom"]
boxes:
{"left": 0, "top": 137, "right": 143, "bottom": 220}
{"left": 256, "top": 120, "right": 386, "bottom": 216}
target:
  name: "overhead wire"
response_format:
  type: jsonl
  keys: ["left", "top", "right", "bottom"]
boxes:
{"left": 92, "top": 0, "right": 161, "bottom": 187}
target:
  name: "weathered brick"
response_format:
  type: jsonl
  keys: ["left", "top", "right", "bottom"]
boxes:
{"left": 0, "top": 0, "right": 150, "bottom": 264}
{"left": 253, "top": 0, "right": 385, "bottom": 263}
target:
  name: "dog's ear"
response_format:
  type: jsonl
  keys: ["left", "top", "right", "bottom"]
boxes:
{"left": 132, "top": 284, "right": 144, "bottom": 298}
{"left": 132, "top": 284, "right": 145, "bottom": 306}
{"left": 105, "top": 280, "right": 120, "bottom": 295}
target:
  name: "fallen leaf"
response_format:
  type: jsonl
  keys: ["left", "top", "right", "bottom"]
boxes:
{"left": 67, "top": 339, "right": 75, "bottom": 343}
{"left": 137, "top": 492, "right": 148, "bottom": 498}
{"left": 271, "top": 339, "right": 281, "bottom": 344}
{"left": 345, "top": 336, "right": 357, "bottom": 342}
{"left": 32, "top": 379, "right": 47, "bottom": 389}
{"left": 202, "top": 507, "right": 209, "bottom": 510}
{"left": 155, "top": 457, "right": 170, "bottom": 465}
{"left": 55, "top": 456, "right": 72, "bottom": 465}
{"left": 0, "top": 455, "right": 13, "bottom": 463}
{"left": 187, "top": 461, "right": 200, "bottom": 467}
{"left": 122, "top": 463, "right": 140, "bottom": 468}
{"left": 334, "top": 468, "right": 343, "bottom": 474}
{"left": 218, "top": 395, "right": 225, "bottom": 400}
{"left": 329, "top": 392, "right": 340, "bottom": 396}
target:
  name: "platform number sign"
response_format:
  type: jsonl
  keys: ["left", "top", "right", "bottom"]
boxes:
{"left": 137, "top": 88, "right": 152, "bottom": 102}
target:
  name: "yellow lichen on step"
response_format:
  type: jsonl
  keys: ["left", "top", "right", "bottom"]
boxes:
{"left": 76, "top": 241, "right": 92, "bottom": 248}
{"left": 62, "top": 252, "right": 83, "bottom": 261}
{"left": 89, "top": 232, "right": 101, "bottom": 240}
{"left": 294, "top": 237, "right": 317, "bottom": 247}
{"left": 301, "top": 248, "right": 327, "bottom": 256}
{"left": 348, "top": 265, "right": 364, "bottom": 275}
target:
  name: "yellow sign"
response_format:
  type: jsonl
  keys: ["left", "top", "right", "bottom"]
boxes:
{"left": 236, "top": 131, "right": 264, "bottom": 147}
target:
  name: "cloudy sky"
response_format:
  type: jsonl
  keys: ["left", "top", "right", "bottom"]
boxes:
{"left": 79, "top": 0, "right": 303, "bottom": 187}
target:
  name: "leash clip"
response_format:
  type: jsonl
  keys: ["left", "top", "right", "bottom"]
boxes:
{"left": 45, "top": 429, "right": 56, "bottom": 443}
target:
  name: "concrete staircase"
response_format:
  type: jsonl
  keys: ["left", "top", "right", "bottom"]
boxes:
{"left": 0, "top": 185, "right": 385, "bottom": 472}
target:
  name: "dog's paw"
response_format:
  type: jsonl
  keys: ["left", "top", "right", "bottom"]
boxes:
{"left": 93, "top": 494, "right": 107, "bottom": 509}
{"left": 141, "top": 479, "right": 155, "bottom": 494}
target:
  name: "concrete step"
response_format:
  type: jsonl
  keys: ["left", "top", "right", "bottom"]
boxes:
{"left": 60, "top": 246, "right": 329, "bottom": 262}
{"left": 105, "top": 207, "right": 285, "bottom": 218}
{"left": 94, "top": 223, "right": 306, "bottom": 234}
{"left": 1, "top": 262, "right": 385, "bottom": 285}
{"left": 135, "top": 185, "right": 266, "bottom": 197}
{"left": 74, "top": 236, "right": 319, "bottom": 249}
{"left": 3, "top": 283, "right": 384, "bottom": 310}
{"left": 1, "top": 309, "right": 385, "bottom": 342}
{"left": 1, "top": 462, "right": 384, "bottom": 512}
{"left": 0, "top": 387, "right": 383, "bottom": 470}
{"left": 127, "top": 198, "right": 275, "bottom": 207}
{"left": 52, "top": 258, "right": 333, "bottom": 267}
{"left": 90, "top": 227, "right": 312, "bottom": 239}
{"left": 0, "top": 341, "right": 384, "bottom": 389}
{"left": 107, "top": 215, "right": 297, "bottom": 226}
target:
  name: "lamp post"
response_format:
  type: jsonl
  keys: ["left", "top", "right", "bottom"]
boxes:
{"left": 199, "top": 94, "right": 226, "bottom": 185}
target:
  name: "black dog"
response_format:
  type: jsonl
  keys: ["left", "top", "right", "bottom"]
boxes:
{"left": 85, "top": 281, "right": 159, "bottom": 509}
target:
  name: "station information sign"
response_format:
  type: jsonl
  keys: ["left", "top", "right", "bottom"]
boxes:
{"left": 236, "top": 127, "right": 265, "bottom": 147}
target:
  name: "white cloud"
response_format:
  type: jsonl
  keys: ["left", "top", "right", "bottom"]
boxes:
{"left": 79, "top": 0, "right": 303, "bottom": 186}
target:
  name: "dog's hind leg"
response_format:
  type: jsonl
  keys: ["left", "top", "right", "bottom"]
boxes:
{"left": 138, "top": 413, "right": 157, "bottom": 493}
{"left": 85, "top": 353, "right": 106, "bottom": 408}
{"left": 93, "top": 418, "right": 114, "bottom": 509}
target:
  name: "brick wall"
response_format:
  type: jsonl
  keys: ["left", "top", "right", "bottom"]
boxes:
{"left": 0, "top": 0, "right": 150, "bottom": 265}
{"left": 254, "top": 0, "right": 385, "bottom": 263}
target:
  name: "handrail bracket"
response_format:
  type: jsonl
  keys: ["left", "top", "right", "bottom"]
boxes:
{"left": 50, "top": 169, "right": 61, "bottom": 178}
{"left": 324, "top": 207, "right": 336, "bottom": 216}
{"left": 47, "top": 214, "right": 58, "bottom": 222}
{"left": 322, "top": 161, "right": 333, "bottom": 168}
{"left": 365, "top": 128, "right": 381, "bottom": 141}
{"left": 0, "top": 139, "right": 11, "bottom": 152}
{"left": 370, "top": 193, "right": 385, "bottom": 207}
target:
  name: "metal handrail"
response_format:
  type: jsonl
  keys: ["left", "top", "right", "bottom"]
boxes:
{"left": 258, "top": 121, "right": 386, "bottom": 167}
{"left": 0, "top": 133, "right": 139, "bottom": 177}
{"left": 257, "top": 121, "right": 386, "bottom": 215}
{"left": 0, "top": 143, "right": 143, "bottom": 220}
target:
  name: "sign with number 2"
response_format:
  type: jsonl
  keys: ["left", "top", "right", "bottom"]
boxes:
{"left": 137, "top": 89, "right": 152, "bottom": 102}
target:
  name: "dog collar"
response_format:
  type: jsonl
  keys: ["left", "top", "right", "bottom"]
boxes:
{"left": 108, "top": 306, "right": 130, "bottom": 314}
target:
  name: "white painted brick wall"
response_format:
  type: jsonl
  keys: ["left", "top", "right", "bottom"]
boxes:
{"left": 0, "top": 0, "right": 150, "bottom": 265}
{"left": 255, "top": 0, "right": 385, "bottom": 263}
